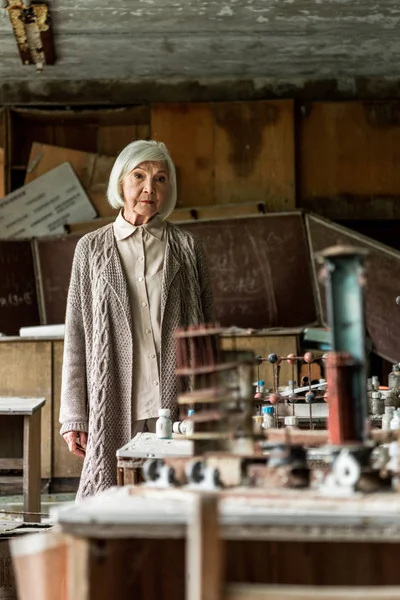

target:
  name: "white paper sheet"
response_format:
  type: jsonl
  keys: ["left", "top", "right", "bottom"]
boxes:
{"left": 0, "top": 162, "right": 97, "bottom": 239}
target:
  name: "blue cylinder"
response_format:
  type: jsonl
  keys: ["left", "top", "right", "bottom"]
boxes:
{"left": 319, "top": 246, "right": 368, "bottom": 442}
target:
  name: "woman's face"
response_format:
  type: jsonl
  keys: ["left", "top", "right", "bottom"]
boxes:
{"left": 121, "top": 160, "right": 170, "bottom": 224}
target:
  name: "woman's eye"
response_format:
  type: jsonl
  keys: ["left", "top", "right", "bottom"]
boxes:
{"left": 156, "top": 176, "right": 166, "bottom": 183}
{"left": 132, "top": 172, "right": 143, "bottom": 180}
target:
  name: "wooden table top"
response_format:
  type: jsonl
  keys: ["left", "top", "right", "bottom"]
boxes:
{"left": 53, "top": 484, "right": 400, "bottom": 543}
{"left": 0, "top": 396, "right": 46, "bottom": 415}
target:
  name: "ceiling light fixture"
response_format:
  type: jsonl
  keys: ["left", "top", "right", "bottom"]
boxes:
{"left": 6, "top": 0, "right": 56, "bottom": 72}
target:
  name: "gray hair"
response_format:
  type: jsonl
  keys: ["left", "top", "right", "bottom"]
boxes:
{"left": 107, "top": 139, "right": 177, "bottom": 219}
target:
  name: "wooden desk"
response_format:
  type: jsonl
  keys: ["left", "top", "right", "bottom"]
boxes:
{"left": 0, "top": 337, "right": 83, "bottom": 491}
{"left": 0, "top": 397, "right": 45, "bottom": 522}
{"left": 116, "top": 433, "right": 193, "bottom": 485}
{"left": 52, "top": 485, "right": 400, "bottom": 600}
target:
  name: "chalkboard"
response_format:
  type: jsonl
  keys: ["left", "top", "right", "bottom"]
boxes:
{"left": 32, "top": 213, "right": 317, "bottom": 330}
{"left": 306, "top": 213, "right": 400, "bottom": 363}
{"left": 34, "top": 234, "right": 82, "bottom": 324}
{"left": 183, "top": 213, "right": 317, "bottom": 329}
{"left": 0, "top": 240, "right": 40, "bottom": 335}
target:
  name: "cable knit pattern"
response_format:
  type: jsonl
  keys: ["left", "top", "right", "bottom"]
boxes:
{"left": 59, "top": 221, "right": 214, "bottom": 500}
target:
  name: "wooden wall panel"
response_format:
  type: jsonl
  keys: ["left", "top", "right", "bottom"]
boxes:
{"left": 0, "top": 341, "right": 52, "bottom": 479}
{"left": 151, "top": 103, "right": 214, "bottom": 208}
{"left": 0, "top": 108, "right": 5, "bottom": 198}
{"left": 298, "top": 102, "right": 400, "bottom": 219}
{"left": 52, "top": 340, "right": 83, "bottom": 478}
{"left": 214, "top": 100, "right": 295, "bottom": 207}
{"left": 151, "top": 101, "right": 295, "bottom": 209}
{"left": 8, "top": 106, "right": 149, "bottom": 192}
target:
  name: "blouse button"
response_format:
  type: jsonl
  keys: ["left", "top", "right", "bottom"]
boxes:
{"left": 141, "top": 302, "right": 147, "bottom": 307}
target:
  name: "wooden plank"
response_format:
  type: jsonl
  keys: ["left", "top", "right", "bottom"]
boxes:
{"left": 0, "top": 341, "right": 52, "bottom": 479}
{"left": 0, "top": 397, "right": 45, "bottom": 415}
{"left": 52, "top": 340, "right": 83, "bottom": 479}
{"left": 298, "top": 102, "right": 400, "bottom": 219}
{"left": 214, "top": 101, "right": 295, "bottom": 208}
{"left": 0, "top": 147, "right": 4, "bottom": 198}
{"left": 225, "top": 584, "right": 400, "bottom": 600}
{"left": 151, "top": 103, "right": 214, "bottom": 208}
{"left": 0, "top": 108, "right": 4, "bottom": 198}
{"left": 187, "top": 494, "right": 222, "bottom": 600}
{"left": 24, "top": 142, "right": 117, "bottom": 218}
{"left": 67, "top": 536, "right": 90, "bottom": 600}
{"left": 0, "top": 475, "right": 23, "bottom": 494}
{"left": 0, "top": 458, "right": 23, "bottom": 469}
{"left": 97, "top": 124, "right": 139, "bottom": 156}
{"left": 221, "top": 335, "right": 299, "bottom": 391}
{"left": 2, "top": 1, "right": 400, "bottom": 34}
{"left": 23, "top": 410, "right": 41, "bottom": 523}
{"left": 68, "top": 537, "right": 185, "bottom": 600}
{"left": 0, "top": 415, "right": 23, "bottom": 459}
{"left": 8, "top": 106, "right": 149, "bottom": 189}
{"left": 1, "top": 29, "right": 400, "bottom": 82}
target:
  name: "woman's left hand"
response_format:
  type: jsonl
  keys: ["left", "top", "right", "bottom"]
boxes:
{"left": 62, "top": 431, "right": 87, "bottom": 458}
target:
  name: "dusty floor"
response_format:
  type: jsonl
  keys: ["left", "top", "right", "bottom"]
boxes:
{"left": 0, "top": 493, "right": 75, "bottom": 524}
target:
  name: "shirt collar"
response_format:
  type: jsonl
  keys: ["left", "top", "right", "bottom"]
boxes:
{"left": 113, "top": 210, "right": 165, "bottom": 242}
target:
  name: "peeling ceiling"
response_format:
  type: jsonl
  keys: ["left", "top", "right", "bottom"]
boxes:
{"left": 0, "top": 0, "right": 399, "bottom": 81}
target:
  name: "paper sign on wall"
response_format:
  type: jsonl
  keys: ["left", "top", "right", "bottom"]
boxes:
{"left": 0, "top": 162, "right": 97, "bottom": 239}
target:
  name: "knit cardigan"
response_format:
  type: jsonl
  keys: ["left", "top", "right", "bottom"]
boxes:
{"left": 59, "top": 222, "right": 214, "bottom": 499}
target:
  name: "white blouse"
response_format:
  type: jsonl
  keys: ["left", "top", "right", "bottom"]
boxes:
{"left": 113, "top": 211, "right": 166, "bottom": 422}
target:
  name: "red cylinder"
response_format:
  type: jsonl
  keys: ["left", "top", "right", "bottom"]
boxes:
{"left": 326, "top": 352, "right": 360, "bottom": 445}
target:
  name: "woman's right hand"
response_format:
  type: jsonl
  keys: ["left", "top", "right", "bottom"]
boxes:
{"left": 62, "top": 431, "right": 88, "bottom": 458}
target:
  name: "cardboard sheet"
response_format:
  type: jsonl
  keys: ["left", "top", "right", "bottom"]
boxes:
{"left": 0, "top": 163, "right": 97, "bottom": 239}
{"left": 25, "top": 142, "right": 117, "bottom": 218}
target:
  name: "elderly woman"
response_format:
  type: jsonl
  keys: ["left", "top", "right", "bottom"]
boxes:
{"left": 60, "top": 140, "right": 214, "bottom": 499}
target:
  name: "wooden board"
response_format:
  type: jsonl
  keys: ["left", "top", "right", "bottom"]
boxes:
{"left": 0, "top": 341, "right": 52, "bottom": 479}
{"left": 34, "top": 234, "right": 82, "bottom": 325}
{"left": 298, "top": 102, "right": 400, "bottom": 219}
{"left": 214, "top": 100, "right": 295, "bottom": 208}
{"left": 306, "top": 213, "right": 400, "bottom": 363}
{"left": 0, "top": 108, "right": 5, "bottom": 198}
{"left": 151, "top": 103, "right": 214, "bottom": 208}
{"left": 221, "top": 335, "right": 298, "bottom": 390}
{"left": 0, "top": 415, "right": 23, "bottom": 459}
{"left": 183, "top": 213, "right": 317, "bottom": 329}
{"left": 8, "top": 106, "right": 149, "bottom": 193}
{"left": 0, "top": 240, "right": 40, "bottom": 336}
{"left": 24, "top": 143, "right": 117, "bottom": 218}
{"left": 226, "top": 585, "right": 400, "bottom": 600}
{"left": 0, "top": 397, "right": 45, "bottom": 415}
{"left": 52, "top": 340, "right": 83, "bottom": 479}
{"left": 0, "top": 146, "right": 4, "bottom": 199}
{"left": 151, "top": 101, "right": 295, "bottom": 211}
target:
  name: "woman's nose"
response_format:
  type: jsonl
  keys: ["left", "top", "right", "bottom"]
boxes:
{"left": 144, "top": 177, "right": 155, "bottom": 194}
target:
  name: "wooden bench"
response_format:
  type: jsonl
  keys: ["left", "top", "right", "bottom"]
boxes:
{"left": 0, "top": 397, "right": 45, "bottom": 522}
